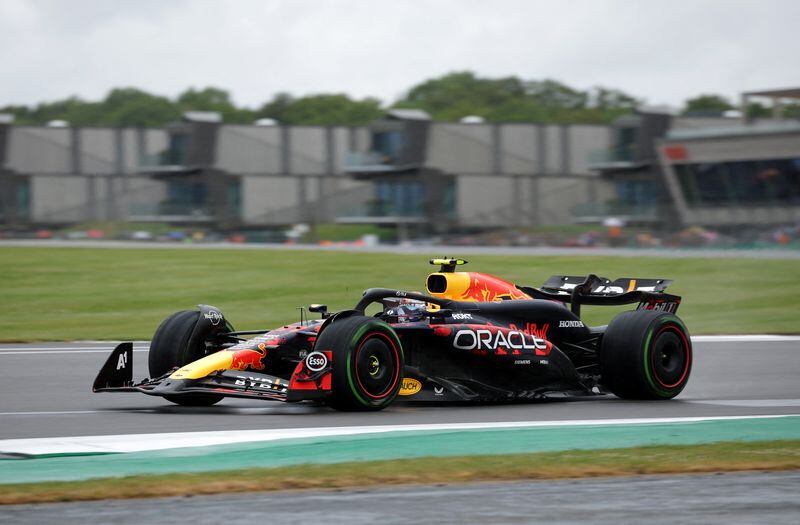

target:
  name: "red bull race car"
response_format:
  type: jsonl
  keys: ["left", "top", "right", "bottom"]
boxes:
{"left": 93, "top": 259, "right": 692, "bottom": 411}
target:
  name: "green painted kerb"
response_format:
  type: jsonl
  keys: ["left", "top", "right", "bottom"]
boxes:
{"left": 2, "top": 416, "right": 799, "bottom": 484}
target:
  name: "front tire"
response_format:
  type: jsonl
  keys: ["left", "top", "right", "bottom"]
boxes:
{"left": 316, "top": 316, "right": 404, "bottom": 411}
{"left": 600, "top": 310, "right": 692, "bottom": 399}
{"left": 149, "top": 310, "right": 224, "bottom": 406}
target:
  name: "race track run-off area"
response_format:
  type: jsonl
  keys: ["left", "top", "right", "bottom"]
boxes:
{"left": 0, "top": 336, "right": 798, "bottom": 483}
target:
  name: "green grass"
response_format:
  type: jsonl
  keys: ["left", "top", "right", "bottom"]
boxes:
{"left": 1, "top": 440, "right": 798, "bottom": 504}
{"left": 1, "top": 247, "right": 798, "bottom": 340}
{"left": 311, "top": 223, "right": 394, "bottom": 242}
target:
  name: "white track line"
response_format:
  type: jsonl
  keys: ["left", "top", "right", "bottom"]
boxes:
{"left": 0, "top": 335, "right": 797, "bottom": 355}
{"left": 0, "top": 415, "right": 796, "bottom": 456}
{"left": 0, "top": 411, "right": 106, "bottom": 416}
{"left": 692, "top": 335, "right": 800, "bottom": 342}
{"left": 687, "top": 399, "right": 800, "bottom": 407}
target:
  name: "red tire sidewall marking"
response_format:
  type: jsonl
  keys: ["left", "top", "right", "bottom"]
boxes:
{"left": 650, "top": 323, "right": 691, "bottom": 389}
{"left": 353, "top": 331, "right": 401, "bottom": 400}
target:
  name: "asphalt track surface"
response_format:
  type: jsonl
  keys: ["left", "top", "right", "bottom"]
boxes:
{"left": 1, "top": 338, "right": 798, "bottom": 440}
{"left": 3, "top": 471, "right": 799, "bottom": 524}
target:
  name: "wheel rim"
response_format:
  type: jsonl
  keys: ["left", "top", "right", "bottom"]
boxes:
{"left": 354, "top": 332, "right": 400, "bottom": 399}
{"left": 650, "top": 325, "right": 690, "bottom": 389}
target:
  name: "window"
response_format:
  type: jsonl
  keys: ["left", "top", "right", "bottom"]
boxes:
{"left": 372, "top": 131, "right": 403, "bottom": 163}
{"left": 373, "top": 179, "right": 456, "bottom": 218}
{"left": 164, "top": 180, "right": 207, "bottom": 215}
{"left": 375, "top": 181, "right": 423, "bottom": 216}
{"left": 0, "top": 179, "right": 30, "bottom": 220}
{"left": 17, "top": 179, "right": 30, "bottom": 219}
{"left": 674, "top": 158, "right": 800, "bottom": 207}
{"left": 162, "top": 133, "right": 188, "bottom": 165}
{"left": 615, "top": 179, "right": 657, "bottom": 206}
{"left": 615, "top": 127, "right": 637, "bottom": 161}
{"left": 227, "top": 181, "right": 241, "bottom": 218}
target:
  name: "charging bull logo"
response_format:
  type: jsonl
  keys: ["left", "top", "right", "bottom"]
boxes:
{"left": 460, "top": 273, "right": 529, "bottom": 302}
{"left": 230, "top": 344, "right": 267, "bottom": 371}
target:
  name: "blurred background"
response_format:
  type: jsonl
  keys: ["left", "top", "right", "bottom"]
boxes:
{"left": 1, "top": 0, "right": 799, "bottom": 250}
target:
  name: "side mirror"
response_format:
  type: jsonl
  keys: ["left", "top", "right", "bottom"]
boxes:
{"left": 427, "top": 309, "right": 452, "bottom": 323}
{"left": 309, "top": 304, "right": 329, "bottom": 318}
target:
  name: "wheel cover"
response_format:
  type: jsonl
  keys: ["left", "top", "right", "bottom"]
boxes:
{"left": 354, "top": 331, "right": 401, "bottom": 399}
{"left": 650, "top": 325, "right": 691, "bottom": 389}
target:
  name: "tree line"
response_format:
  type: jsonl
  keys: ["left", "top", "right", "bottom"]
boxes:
{"left": 0, "top": 71, "right": 787, "bottom": 127}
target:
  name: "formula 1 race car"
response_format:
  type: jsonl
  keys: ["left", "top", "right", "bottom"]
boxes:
{"left": 93, "top": 259, "right": 692, "bottom": 411}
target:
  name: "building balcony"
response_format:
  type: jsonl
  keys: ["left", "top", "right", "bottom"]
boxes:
{"left": 344, "top": 151, "right": 419, "bottom": 175}
{"left": 586, "top": 147, "right": 645, "bottom": 171}
{"left": 137, "top": 151, "right": 190, "bottom": 174}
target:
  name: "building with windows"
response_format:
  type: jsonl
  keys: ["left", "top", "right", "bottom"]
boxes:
{"left": 659, "top": 121, "right": 800, "bottom": 227}
{"left": 0, "top": 110, "right": 616, "bottom": 235}
{"left": 588, "top": 88, "right": 800, "bottom": 230}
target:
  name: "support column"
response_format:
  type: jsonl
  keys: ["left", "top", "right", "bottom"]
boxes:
{"left": 109, "top": 128, "right": 125, "bottom": 220}
{"left": 772, "top": 97, "right": 783, "bottom": 120}
{"left": 71, "top": 127, "right": 93, "bottom": 222}
{"left": 0, "top": 122, "right": 14, "bottom": 226}
{"left": 317, "top": 126, "right": 336, "bottom": 223}
{"left": 561, "top": 124, "right": 570, "bottom": 175}
{"left": 531, "top": 124, "right": 547, "bottom": 226}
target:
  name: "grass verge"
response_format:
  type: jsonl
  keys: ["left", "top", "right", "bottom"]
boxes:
{"left": 2, "top": 246, "right": 800, "bottom": 340}
{"left": 1, "top": 440, "right": 799, "bottom": 505}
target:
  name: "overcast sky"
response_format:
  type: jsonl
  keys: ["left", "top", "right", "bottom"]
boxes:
{"left": 1, "top": 0, "right": 798, "bottom": 110}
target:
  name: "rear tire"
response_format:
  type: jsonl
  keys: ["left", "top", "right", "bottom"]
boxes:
{"left": 600, "top": 310, "right": 692, "bottom": 400}
{"left": 148, "top": 310, "right": 224, "bottom": 406}
{"left": 316, "top": 316, "right": 404, "bottom": 411}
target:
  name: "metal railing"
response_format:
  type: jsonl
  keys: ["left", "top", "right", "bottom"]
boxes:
{"left": 586, "top": 145, "right": 638, "bottom": 166}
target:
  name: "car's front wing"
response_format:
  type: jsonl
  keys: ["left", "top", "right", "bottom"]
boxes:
{"left": 92, "top": 343, "right": 331, "bottom": 403}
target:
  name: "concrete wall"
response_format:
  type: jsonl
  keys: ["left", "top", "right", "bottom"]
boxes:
{"left": 6, "top": 127, "right": 72, "bottom": 173}
{"left": 241, "top": 176, "right": 301, "bottom": 223}
{"left": 499, "top": 125, "right": 539, "bottom": 174}
{"left": 215, "top": 125, "right": 369, "bottom": 176}
{"left": 5, "top": 121, "right": 613, "bottom": 228}
{"left": 289, "top": 127, "right": 326, "bottom": 175}
{"left": 427, "top": 124, "right": 493, "bottom": 174}
{"left": 5, "top": 126, "right": 173, "bottom": 223}
{"left": 456, "top": 175, "right": 516, "bottom": 227}
{"left": 569, "top": 125, "right": 612, "bottom": 174}
{"left": 455, "top": 174, "right": 610, "bottom": 227}
{"left": 215, "top": 125, "right": 283, "bottom": 174}
{"left": 79, "top": 129, "right": 115, "bottom": 174}
{"left": 30, "top": 175, "right": 91, "bottom": 222}
{"left": 426, "top": 123, "right": 610, "bottom": 176}
{"left": 240, "top": 174, "right": 372, "bottom": 225}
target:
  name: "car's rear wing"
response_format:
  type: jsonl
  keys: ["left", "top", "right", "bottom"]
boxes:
{"left": 517, "top": 274, "right": 681, "bottom": 317}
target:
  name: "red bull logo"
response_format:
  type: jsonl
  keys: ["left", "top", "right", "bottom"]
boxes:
{"left": 511, "top": 322, "right": 550, "bottom": 341}
{"left": 460, "top": 273, "right": 530, "bottom": 302}
{"left": 230, "top": 345, "right": 267, "bottom": 371}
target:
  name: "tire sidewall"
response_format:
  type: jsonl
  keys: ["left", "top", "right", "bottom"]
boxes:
{"left": 642, "top": 315, "right": 692, "bottom": 398}
{"left": 601, "top": 310, "right": 692, "bottom": 399}
{"left": 321, "top": 316, "right": 404, "bottom": 411}
{"left": 148, "top": 310, "right": 225, "bottom": 406}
